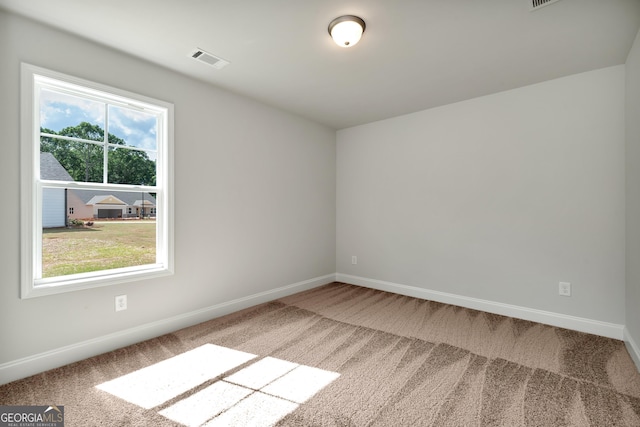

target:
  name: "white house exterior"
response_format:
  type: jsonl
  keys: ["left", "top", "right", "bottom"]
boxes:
{"left": 40, "top": 152, "right": 73, "bottom": 228}
{"left": 42, "top": 188, "right": 66, "bottom": 228}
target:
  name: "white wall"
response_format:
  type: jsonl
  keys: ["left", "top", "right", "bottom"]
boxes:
{"left": 626, "top": 29, "right": 640, "bottom": 369}
{"left": 337, "top": 66, "right": 626, "bottom": 330}
{"left": 0, "top": 11, "right": 336, "bottom": 382}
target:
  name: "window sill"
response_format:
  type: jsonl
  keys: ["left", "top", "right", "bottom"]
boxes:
{"left": 21, "top": 265, "right": 173, "bottom": 299}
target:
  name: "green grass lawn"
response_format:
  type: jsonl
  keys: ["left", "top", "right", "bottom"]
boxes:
{"left": 42, "top": 221, "right": 156, "bottom": 278}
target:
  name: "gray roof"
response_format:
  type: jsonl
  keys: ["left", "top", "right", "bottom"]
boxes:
{"left": 40, "top": 152, "right": 73, "bottom": 181}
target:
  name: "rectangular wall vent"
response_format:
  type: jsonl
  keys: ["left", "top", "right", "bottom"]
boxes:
{"left": 190, "top": 48, "right": 230, "bottom": 70}
{"left": 530, "top": 0, "right": 561, "bottom": 10}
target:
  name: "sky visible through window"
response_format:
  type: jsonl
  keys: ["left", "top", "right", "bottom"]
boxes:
{"left": 40, "top": 89, "right": 158, "bottom": 155}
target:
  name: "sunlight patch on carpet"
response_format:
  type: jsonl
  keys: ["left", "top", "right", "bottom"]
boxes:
{"left": 202, "top": 392, "right": 298, "bottom": 427}
{"left": 96, "top": 344, "right": 340, "bottom": 426}
{"left": 262, "top": 365, "right": 341, "bottom": 404}
{"left": 96, "top": 344, "right": 256, "bottom": 409}
{"left": 161, "top": 359, "right": 340, "bottom": 426}
{"left": 159, "top": 382, "right": 253, "bottom": 426}
{"left": 225, "top": 356, "right": 298, "bottom": 389}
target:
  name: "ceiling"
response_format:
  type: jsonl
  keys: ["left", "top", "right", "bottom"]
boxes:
{"left": 1, "top": 0, "right": 639, "bottom": 129}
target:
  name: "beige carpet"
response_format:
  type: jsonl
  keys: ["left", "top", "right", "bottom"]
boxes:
{"left": 1, "top": 282, "right": 640, "bottom": 426}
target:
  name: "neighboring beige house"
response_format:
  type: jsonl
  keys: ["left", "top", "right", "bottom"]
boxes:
{"left": 68, "top": 190, "right": 157, "bottom": 219}
{"left": 66, "top": 190, "right": 94, "bottom": 219}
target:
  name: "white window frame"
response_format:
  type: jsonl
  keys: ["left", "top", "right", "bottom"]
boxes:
{"left": 20, "top": 63, "right": 174, "bottom": 298}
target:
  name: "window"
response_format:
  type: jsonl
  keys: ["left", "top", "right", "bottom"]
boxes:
{"left": 21, "top": 64, "right": 174, "bottom": 298}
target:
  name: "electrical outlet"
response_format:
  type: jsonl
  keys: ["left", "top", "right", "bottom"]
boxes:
{"left": 559, "top": 282, "right": 571, "bottom": 297}
{"left": 352, "top": 256, "right": 357, "bottom": 265}
{"left": 115, "top": 295, "right": 127, "bottom": 311}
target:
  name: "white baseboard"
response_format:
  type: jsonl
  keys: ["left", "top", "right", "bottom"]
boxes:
{"left": 624, "top": 327, "right": 640, "bottom": 373}
{"left": 336, "top": 273, "right": 624, "bottom": 340}
{"left": 0, "top": 273, "right": 335, "bottom": 386}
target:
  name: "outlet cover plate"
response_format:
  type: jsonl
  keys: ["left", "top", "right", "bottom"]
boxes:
{"left": 559, "top": 282, "right": 571, "bottom": 297}
{"left": 115, "top": 295, "right": 127, "bottom": 311}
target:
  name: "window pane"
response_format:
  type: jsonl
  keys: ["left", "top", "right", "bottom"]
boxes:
{"left": 108, "top": 104, "right": 158, "bottom": 151}
{"left": 40, "top": 188, "right": 157, "bottom": 279}
{"left": 107, "top": 146, "right": 157, "bottom": 186}
{"left": 40, "top": 88, "right": 105, "bottom": 140}
{"left": 40, "top": 140, "right": 104, "bottom": 183}
{"left": 24, "top": 65, "right": 172, "bottom": 297}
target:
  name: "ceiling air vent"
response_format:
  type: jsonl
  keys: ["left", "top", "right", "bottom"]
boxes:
{"left": 530, "top": 0, "right": 562, "bottom": 10}
{"left": 190, "top": 48, "right": 229, "bottom": 70}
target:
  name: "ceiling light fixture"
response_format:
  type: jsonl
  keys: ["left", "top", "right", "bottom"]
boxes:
{"left": 328, "top": 15, "right": 366, "bottom": 48}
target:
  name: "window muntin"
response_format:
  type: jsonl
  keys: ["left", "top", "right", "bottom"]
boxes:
{"left": 107, "top": 146, "right": 156, "bottom": 185}
{"left": 40, "top": 135, "right": 105, "bottom": 183}
{"left": 21, "top": 64, "right": 174, "bottom": 298}
{"left": 108, "top": 104, "right": 158, "bottom": 152}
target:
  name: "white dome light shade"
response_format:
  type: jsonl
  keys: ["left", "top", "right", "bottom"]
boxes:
{"left": 328, "top": 15, "right": 366, "bottom": 48}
